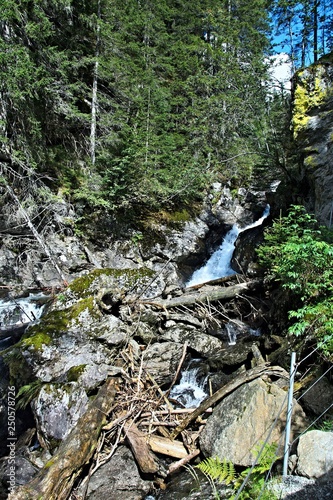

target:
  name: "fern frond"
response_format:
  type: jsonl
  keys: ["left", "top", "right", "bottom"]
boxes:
{"left": 196, "top": 456, "right": 236, "bottom": 484}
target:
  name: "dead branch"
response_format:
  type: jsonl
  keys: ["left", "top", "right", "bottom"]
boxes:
{"left": 185, "top": 274, "right": 239, "bottom": 291}
{"left": 164, "top": 342, "right": 188, "bottom": 398}
{"left": 168, "top": 448, "right": 201, "bottom": 475}
{"left": 124, "top": 421, "right": 161, "bottom": 474}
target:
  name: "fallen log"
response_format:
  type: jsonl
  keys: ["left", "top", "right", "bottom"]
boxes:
{"left": 170, "top": 364, "right": 289, "bottom": 439}
{"left": 142, "top": 281, "right": 258, "bottom": 309}
{"left": 147, "top": 434, "right": 189, "bottom": 459}
{"left": 124, "top": 421, "right": 161, "bottom": 474}
{"left": 185, "top": 274, "right": 239, "bottom": 291}
{"left": 9, "top": 377, "right": 120, "bottom": 500}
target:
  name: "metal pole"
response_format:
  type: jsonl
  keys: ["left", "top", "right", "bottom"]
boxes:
{"left": 283, "top": 351, "right": 297, "bottom": 476}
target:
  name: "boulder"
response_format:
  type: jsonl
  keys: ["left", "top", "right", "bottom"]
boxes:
{"left": 31, "top": 383, "right": 89, "bottom": 444}
{"left": 207, "top": 341, "right": 257, "bottom": 371}
{"left": 142, "top": 342, "right": 185, "bottom": 386}
{"left": 297, "top": 430, "right": 333, "bottom": 481}
{"left": 0, "top": 456, "right": 38, "bottom": 492}
{"left": 160, "top": 325, "right": 225, "bottom": 357}
{"left": 85, "top": 446, "right": 153, "bottom": 500}
{"left": 200, "top": 377, "right": 306, "bottom": 466}
{"left": 300, "top": 375, "right": 333, "bottom": 416}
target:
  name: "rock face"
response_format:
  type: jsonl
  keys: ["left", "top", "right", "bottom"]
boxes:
{"left": 299, "top": 374, "right": 333, "bottom": 416}
{"left": 85, "top": 446, "right": 153, "bottom": 500}
{"left": 200, "top": 378, "right": 306, "bottom": 466}
{"left": 291, "top": 56, "right": 333, "bottom": 225}
{"left": 296, "top": 430, "right": 333, "bottom": 481}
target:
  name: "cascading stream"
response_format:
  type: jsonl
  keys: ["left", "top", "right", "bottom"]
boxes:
{"left": 170, "top": 364, "right": 208, "bottom": 408}
{"left": 0, "top": 293, "right": 47, "bottom": 330}
{"left": 187, "top": 205, "right": 270, "bottom": 287}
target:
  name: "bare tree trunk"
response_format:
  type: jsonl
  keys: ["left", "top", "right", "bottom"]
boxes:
{"left": 90, "top": 0, "right": 101, "bottom": 166}
{"left": 141, "top": 281, "right": 257, "bottom": 309}
{"left": 313, "top": 0, "right": 319, "bottom": 62}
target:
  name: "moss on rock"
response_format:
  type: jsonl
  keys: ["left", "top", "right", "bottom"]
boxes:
{"left": 293, "top": 66, "right": 331, "bottom": 140}
{"left": 21, "top": 332, "right": 53, "bottom": 352}
{"left": 68, "top": 267, "right": 155, "bottom": 299}
{"left": 66, "top": 364, "right": 87, "bottom": 382}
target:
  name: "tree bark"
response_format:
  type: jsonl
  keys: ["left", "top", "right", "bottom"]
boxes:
{"left": 142, "top": 281, "right": 257, "bottom": 309}
{"left": 9, "top": 378, "right": 120, "bottom": 500}
{"left": 124, "top": 421, "right": 161, "bottom": 474}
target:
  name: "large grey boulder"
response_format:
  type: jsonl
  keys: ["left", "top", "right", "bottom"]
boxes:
{"left": 300, "top": 375, "right": 333, "bottom": 416}
{"left": 85, "top": 446, "right": 153, "bottom": 500}
{"left": 297, "top": 430, "right": 333, "bottom": 480}
{"left": 160, "top": 324, "right": 225, "bottom": 357}
{"left": 31, "top": 383, "right": 89, "bottom": 443}
{"left": 200, "top": 377, "right": 306, "bottom": 466}
{"left": 142, "top": 342, "right": 184, "bottom": 386}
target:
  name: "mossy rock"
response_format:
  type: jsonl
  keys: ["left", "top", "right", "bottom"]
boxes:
{"left": 2, "top": 346, "right": 33, "bottom": 387}
{"left": 21, "top": 296, "right": 100, "bottom": 346}
{"left": 292, "top": 64, "right": 333, "bottom": 140}
{"left": 67, "top": 267, "right": 155, "bottom": 299}
{"left": 65, "top": 364, "right": 87, "bottom": 382}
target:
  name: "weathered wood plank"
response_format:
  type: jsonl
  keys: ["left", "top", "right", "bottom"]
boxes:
{"left": 124, "top": 421, "right": 160, "bottom": 474}
{"left": 147, "top": 434, "right": 189, "bottom": 459}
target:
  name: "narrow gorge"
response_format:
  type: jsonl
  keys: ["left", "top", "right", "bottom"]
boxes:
{"left": 1, "top": 3, "right": 333, "bottom": 498}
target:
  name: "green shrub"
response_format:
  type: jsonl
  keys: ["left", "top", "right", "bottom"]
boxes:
{"left": 257, "top": 205, "right": 333, "bottom": 358}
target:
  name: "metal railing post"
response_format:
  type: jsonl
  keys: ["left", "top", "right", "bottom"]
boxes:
{"left": 283, "top": 351, "right": 297, "bottom": 476}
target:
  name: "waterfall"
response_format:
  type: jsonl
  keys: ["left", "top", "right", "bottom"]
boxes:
{"left": 0, "top": 293, "right": 47, "bottom": 330}
{"left": 187, "top": 205, "right": 270, "bottom": 287}
{"left": 170, "top": 365, "right": 208, "bottom": 408}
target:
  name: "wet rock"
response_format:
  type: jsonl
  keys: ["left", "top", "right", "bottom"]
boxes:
{"left": 142, "top": 342, "right": 184, "bottom": 386}
{"left": 85, "top": 446, "right": 153, "bottom": 500}
{"left": 157, "top": 467, "right": 231, "bottom": 500}
{"left": 207, "top": 341, "right": 255, "bottom": 371}
{"left": 296, "top": 430, "right": 333, "bottom": 481}
{"left": 200, "top": 377, "right": 307, "bottom": 466}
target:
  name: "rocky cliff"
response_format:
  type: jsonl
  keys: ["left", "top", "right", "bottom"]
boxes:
{"left": 291, "top": 54, "right": 333, "bottom": 225}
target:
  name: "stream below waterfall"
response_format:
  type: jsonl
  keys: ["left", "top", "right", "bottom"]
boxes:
{"left": 0, "top": 293, "right": 49, "bottom": 349}
{"left": 0, "top": 293, "right": 47, "bottom": 329}
{"left": 170, "top": 362, "right": 209, "bottom": 408}
{"left": 187, "top": 205, "right": 270, "bottom": 287}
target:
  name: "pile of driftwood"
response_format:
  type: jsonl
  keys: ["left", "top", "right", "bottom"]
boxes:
{"left": 10, "top": 339, "right": 286, "bottom": 500}
{"left": 9, "top": 276, "right": 284, "bottom": 499}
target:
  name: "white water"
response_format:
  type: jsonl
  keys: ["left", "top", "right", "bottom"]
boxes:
{"left": 187, "top": 205, "right": 270, "bottom": 287}
{"left": 170, "top": 366, "right": 208, "bottom": 408}
{"left": 0, "top": 293, "right": 47, "bottom": 329}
